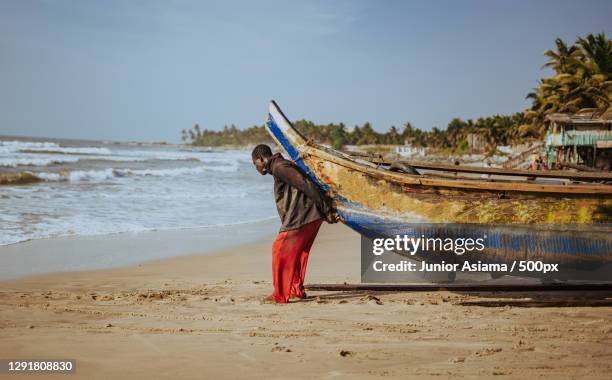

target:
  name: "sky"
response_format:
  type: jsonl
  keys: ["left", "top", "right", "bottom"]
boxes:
{"left": 0, "top": 0, "right": 610, "bottom": 142}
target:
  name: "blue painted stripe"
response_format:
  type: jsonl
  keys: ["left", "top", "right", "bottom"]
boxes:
{"left": 266, "top": 113, "right": 329, "bottom": 191}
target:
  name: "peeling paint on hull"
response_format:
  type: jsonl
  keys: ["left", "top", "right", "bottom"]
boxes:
{"left": 304, "top": 154, "right": 612, "bottom": 225}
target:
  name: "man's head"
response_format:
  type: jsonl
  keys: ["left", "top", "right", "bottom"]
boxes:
{"left": 251, "top": 144, "right": 273, "bottom": 175}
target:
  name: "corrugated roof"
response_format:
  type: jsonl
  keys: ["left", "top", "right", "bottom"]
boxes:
{"left": 546, "top": 109, "right": 612, "bottom": 124}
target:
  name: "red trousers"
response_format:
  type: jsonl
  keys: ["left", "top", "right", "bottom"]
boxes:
{"left": 271, "top": 219, "right": 323, "bottom": 303}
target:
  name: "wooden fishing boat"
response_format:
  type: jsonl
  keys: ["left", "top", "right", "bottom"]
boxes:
{"left": 265, "top": 101, "right": 612, "bottom": 281}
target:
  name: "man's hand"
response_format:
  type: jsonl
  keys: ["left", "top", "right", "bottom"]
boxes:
{"left": 325, "top": 210, "right": 339, "bottom": 224}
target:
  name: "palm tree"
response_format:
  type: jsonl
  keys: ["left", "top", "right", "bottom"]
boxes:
{"left": 576, "top": 32, "right": 612, "bottom": 75}
{"left": 387, "top": 126, "right": 400, "bottom": 144}
{"left": 527, "top": 32, "right": 611, "bottom": 127}
{"left": 542, "top": 38, "right": 579, "bottom": 73}
{"left": 330, "top": 123, "right": 347, "bottom": 149}
{"left": 358, "top": 123, "right": 378, "bottom": 145}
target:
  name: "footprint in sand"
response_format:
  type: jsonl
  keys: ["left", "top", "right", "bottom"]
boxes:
{"left": 359, "top": 295, "right": 383, "bottom": 305}
{"left": 271, "top": 343, "right": 292, "bottom": 352}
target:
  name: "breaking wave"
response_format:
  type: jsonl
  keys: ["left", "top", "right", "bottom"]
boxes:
{"left": 0, "top": 141, "right": 61, "bottom": 149}
{"left": 0, "top": 140, "right": 111, "bottom": 155}
{"left": 18, "top": 146, "right": 113, "bottom": 155}
{"left": 3, "top": 165, "right": 240, "bottom": 184}
{"left": 0, "top": 156, "right": 81, "bottom": 167}
{"left": 0, "top": 143, "right": 273, "bottom": 251}
{"left": 0, "top": 140, "right": 248, "bottom": 167}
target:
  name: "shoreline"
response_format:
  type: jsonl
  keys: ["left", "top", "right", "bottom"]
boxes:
{"left": 1, "top": 223, "right": 611, "bottom": 379}
{"left": 0, "top": 219, "right": 279, "bottom": 281}
{"left": 0, "top": 222, "right": 360, "bottom": 288}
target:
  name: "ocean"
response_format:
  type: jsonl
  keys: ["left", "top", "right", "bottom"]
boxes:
{"left": 0, "top": 136, "right": 278, "bottom": 247}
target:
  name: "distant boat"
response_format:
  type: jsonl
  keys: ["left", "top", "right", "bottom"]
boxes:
{"left": 265, "top": 100, "right": 612, "bottom": 282}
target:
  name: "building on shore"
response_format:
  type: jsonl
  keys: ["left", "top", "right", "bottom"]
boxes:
{"left": 395, "top": 145, "right": 426, "bottom": 158}
{"left": 545, "top": 110, "right": 612, "bottom": 170}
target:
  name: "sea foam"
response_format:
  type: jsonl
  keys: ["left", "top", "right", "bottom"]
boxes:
{"left": 30, "top": 165, "right": 239, "bottom": 183}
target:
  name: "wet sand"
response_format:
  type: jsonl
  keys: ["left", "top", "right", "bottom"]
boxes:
{"left": 1, "top": 224, "right": 611, "bottom": 379}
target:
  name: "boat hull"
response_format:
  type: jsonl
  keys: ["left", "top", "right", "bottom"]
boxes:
{"left": 264, "top": 101, "right": 612, "bottom": 281}
{"left": 340, "top": 201, "right": 611, "bottom": 280}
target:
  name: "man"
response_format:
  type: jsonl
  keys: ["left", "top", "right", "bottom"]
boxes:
{"left": 251, "top": 144, "right": 337, "bottom": 304}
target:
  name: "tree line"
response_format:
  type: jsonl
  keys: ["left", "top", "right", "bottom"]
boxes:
{"left": 183, "top": 114, "right": 532, "bottom": 152}
{"left": 183, "top": 32, "right": 610, "bottom": 150}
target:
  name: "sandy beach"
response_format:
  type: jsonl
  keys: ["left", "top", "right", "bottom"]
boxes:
{"left": 0, "top": 223, "right": 610, "bottom": 379}
{"left": 2, "top": 1, "right": 611, "bottom": 379}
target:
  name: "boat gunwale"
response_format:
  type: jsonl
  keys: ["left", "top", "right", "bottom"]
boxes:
{"left": 300, "top": 143, "right": 612, "bottom": 195}
{"left": 354, "top": 157, "right": 612, "bottom": 182}
{"left": 265, "top": 100, "right": 611, "bottom": 196}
